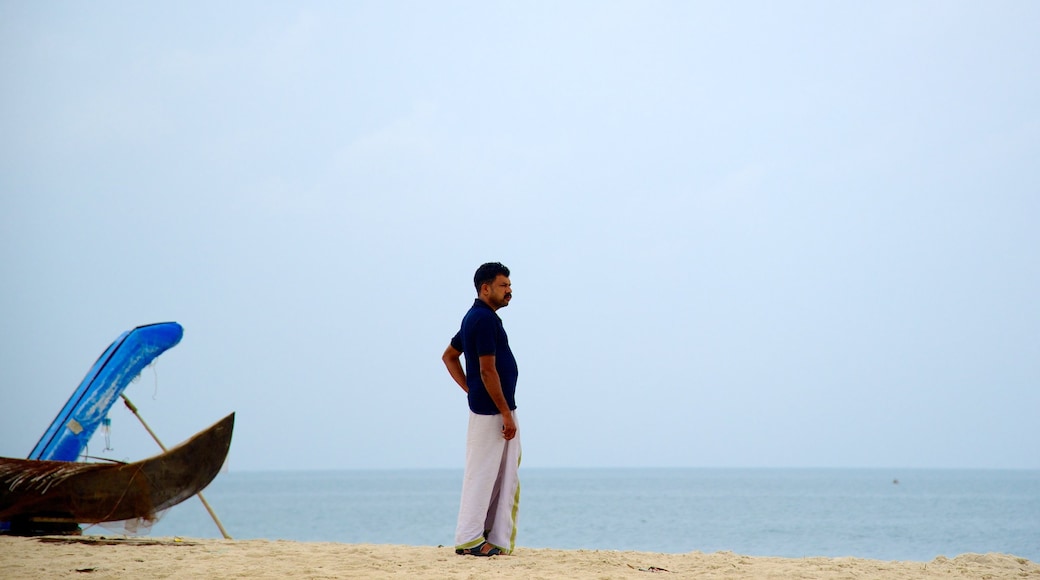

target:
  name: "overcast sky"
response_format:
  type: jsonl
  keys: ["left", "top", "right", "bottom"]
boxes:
{"left": 2, "top": 1, "right": 1037, "bottom": 471}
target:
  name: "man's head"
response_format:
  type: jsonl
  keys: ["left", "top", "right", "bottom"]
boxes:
{"left": 474, "top": 262, "right": 512, "bottom": 310}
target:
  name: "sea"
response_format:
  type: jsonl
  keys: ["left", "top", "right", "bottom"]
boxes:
{"left": 129, "top": 468, "right": 1038, "bottom": 562}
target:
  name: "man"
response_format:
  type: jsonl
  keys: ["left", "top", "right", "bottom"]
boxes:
{"left": 441, "top": 262, "right": 520, "bottom": 557}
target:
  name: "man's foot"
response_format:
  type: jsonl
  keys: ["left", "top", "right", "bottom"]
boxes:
{"left": 455, "top": 541, "right": 502, "bottom": 557}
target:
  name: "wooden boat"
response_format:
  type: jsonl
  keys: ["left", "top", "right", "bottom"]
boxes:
{"left": 0, "top": 413, "right": 234, "bottom": 531}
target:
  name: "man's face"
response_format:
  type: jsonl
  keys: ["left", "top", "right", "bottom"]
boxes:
{"left": 483, "top": 275, "right": 512, "bottom": 310}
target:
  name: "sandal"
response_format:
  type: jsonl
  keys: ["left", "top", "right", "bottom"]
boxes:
{"left": 455, "top": 541, "right": 502, "bottom": 557}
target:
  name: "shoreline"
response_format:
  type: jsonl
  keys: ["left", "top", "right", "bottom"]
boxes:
{"left": 1, "top": 536, "right": 1037, "bottom": 579}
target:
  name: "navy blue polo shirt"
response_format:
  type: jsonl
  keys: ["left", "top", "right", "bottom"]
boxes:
{"left": 450, "top": 299, "right": 518, "bottom": 415}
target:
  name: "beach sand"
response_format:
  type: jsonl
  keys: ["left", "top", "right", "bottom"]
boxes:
{"left": 1, "top": 536, "right": 1037, "bottom": 579}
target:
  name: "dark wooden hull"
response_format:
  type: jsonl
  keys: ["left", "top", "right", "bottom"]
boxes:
{"left": 0, "top": 413, "right": 234, "bottom": 525}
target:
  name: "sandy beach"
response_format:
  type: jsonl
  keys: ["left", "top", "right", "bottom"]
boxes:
{"left": 1, "top": 536, "right": 1037, "bottom": 579}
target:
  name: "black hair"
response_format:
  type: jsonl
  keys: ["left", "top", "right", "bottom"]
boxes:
{"left": 473, "top": 262, "right": 510, "bottom": 293}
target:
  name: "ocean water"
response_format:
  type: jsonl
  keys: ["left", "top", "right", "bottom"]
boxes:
{"left": 130, "top": 468, "right": 1038, "bottom": 562}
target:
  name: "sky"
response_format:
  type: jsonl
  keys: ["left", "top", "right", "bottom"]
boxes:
{"left": 1, "top": 1, "right": 1037, "bottom": 471}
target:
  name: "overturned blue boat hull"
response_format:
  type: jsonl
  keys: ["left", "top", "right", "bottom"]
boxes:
{"left": 28, "top": 322, "right": 184, "bottom": 461}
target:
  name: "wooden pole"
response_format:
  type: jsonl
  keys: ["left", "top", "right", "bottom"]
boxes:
{"left": 120, "top": 394, "right": 233, "bottom": 539}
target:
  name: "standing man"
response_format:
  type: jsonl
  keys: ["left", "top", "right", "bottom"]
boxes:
{"left": 442, "top": 262, "right": 520, "bottom": 557}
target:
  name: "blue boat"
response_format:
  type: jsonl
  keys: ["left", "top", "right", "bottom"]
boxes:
{"left": 28, "top": 322, "right": 184, "bottom": 461}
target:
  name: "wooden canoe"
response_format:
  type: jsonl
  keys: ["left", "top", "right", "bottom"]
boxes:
{"left": 0, "top": 413, "right": 234, "bottom": 526}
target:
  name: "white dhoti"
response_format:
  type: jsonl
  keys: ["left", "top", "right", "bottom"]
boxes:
{"left": 454, "top": 411, "right": 521, "bottom": 554}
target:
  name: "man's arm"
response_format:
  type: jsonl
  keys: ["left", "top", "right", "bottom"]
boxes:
{"left": 479, "top": 354, "right": 517, "bottom": 440}
{"left": 442, "top": 344, "right": 468, "bottom": 393}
